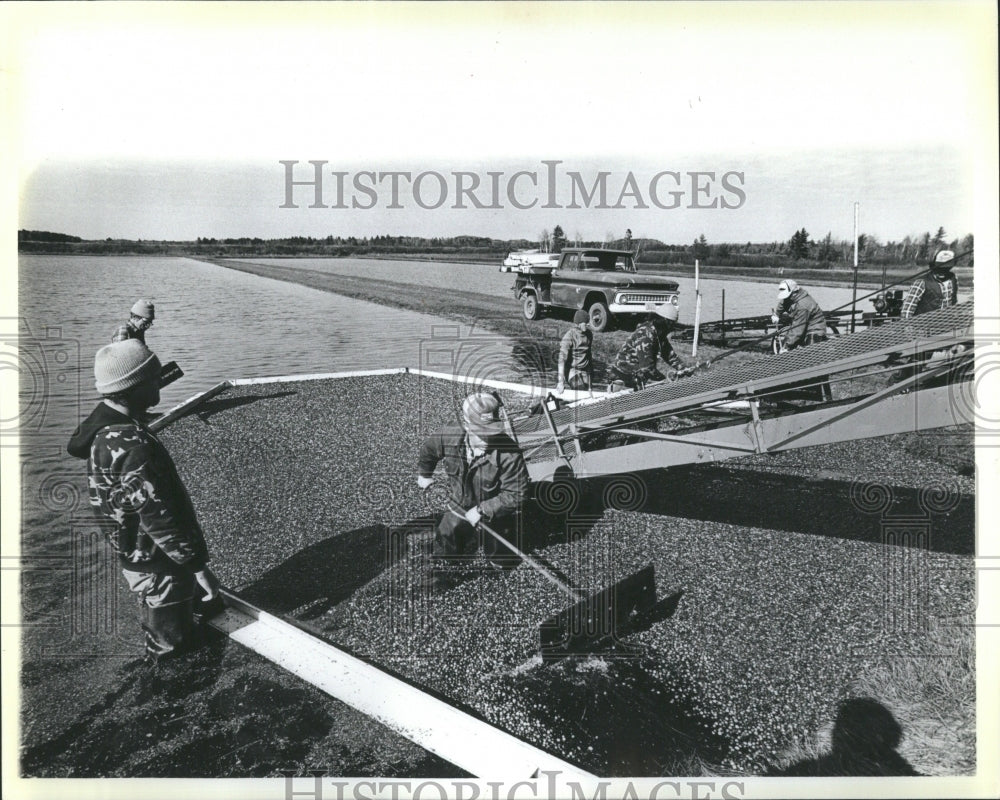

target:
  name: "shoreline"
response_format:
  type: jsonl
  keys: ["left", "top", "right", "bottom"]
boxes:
{"left": 20, "top": 249, "right": 974, "bottom": 293}
{"left": 223, "top": 252, "right": 976, "bottom": 291}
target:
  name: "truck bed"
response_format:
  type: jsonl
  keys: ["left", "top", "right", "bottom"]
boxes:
{"left": 498, "top": 264, "right": 556, "bottom": 275}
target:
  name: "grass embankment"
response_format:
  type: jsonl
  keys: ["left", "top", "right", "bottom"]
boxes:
{"left": 279, "top": 252, "right": 976, "bottom": 294}
{"left": 198, "top": 257, "right": 745, "bottom": 375}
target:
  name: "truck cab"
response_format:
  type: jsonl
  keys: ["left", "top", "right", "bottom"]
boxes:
{"left": 500, "top": 247, "right": 680, "bottom": 331}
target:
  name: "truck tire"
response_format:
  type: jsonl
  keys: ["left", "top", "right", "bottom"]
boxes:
{"left": 587, "top": 301, "right": 611, "bottom": 332}
{"left": 522, "top": 293, "right": 542, "bottom": 321}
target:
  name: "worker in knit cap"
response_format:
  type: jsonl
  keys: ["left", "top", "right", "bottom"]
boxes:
{"left": 416, "top": 392, "right": 529, "bottom": 587}
{"left": 67, "top": 339, "right": 221, "bottom": 661}
{"left": 556, "top": 309, "right": 594, "bottom": 393}
{"left": 112, "top": 299, "right": 155, "bottom": 343}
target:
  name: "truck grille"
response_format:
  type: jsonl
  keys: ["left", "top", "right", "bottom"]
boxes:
{"left": 617, "top": 293, "right": 677, "bottom": 305}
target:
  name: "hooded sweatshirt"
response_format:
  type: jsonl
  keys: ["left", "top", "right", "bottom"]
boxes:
{"left": 67, "top": 402, "right": 209, "bottom": 575}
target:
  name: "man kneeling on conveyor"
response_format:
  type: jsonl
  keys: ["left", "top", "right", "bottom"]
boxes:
{"left": 607, "top": 303, "right": 692, "bottom": 390}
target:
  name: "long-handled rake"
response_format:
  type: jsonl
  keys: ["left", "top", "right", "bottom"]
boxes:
{"left": 446, "top": 506, "right": 657, "bottom": 661}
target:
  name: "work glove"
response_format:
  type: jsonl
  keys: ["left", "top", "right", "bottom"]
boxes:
{"left": 416, "top": 475, "right": 434, "bottom": 490}
{"left": 464, "top": 506, "right": 482, "bottom": 527}
{"left": 555, "top": 381, "right": 565, "bottom": 394}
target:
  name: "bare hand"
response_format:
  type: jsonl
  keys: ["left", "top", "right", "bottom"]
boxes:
{"left": 417, "top": 475, "right": 434, "bottom": 490}
{"left": 194, "top": 568, "right": 221, "bottom": 600}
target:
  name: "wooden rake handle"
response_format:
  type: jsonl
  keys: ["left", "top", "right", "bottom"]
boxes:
{"left": 445, "top": 506, "right": 578, "bottom": 601}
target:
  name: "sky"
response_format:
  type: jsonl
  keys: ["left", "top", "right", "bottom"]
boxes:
{"left": 5, "top": 2, "right": 996, "bottom": 247}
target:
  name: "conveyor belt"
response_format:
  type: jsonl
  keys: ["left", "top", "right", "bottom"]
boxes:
{"left": 514, "top": 301, "right": 973, "bottom": 442}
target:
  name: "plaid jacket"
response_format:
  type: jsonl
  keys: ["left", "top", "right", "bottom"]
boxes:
{"left": 901, "top": 272, "right": 957, "bottom": 319}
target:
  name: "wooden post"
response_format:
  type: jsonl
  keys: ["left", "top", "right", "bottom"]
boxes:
{"left": 692, "top": 259, "right": 702, "bottom": 357}
{"left": 851, "top": 202, "right": 860, "bottom": 333}
{"left": 721, "top": 288, "right": 726, "bottom": 345}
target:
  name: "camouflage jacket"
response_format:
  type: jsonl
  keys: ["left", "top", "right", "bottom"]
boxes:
{"left": 67, "top": 402, "right": 209, "bottom": 574}
{"left": 611, "top": 319, "right": 681, "bottom": 377}
{"left": 418, "top": 426, "right": 530, "bottom": 520}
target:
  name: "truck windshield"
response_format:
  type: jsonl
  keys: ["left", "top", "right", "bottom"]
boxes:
{"left": 579, "top": 252, "right": 635, "bottom": 272}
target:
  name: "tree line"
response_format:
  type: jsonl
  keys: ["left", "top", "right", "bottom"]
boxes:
{"left": 18, "top": 226, "right": 973, "bottom": 268}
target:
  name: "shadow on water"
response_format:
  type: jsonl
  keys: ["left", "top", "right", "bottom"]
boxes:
{"left": 239, "top": 520, "right": 433, "bottom": 617}
{"left": 194, "top": 390, "right": 298, "bottom": 423}
{"left": 498, "top": 652, "right": 730, "bottom": 775}
{"left": 769, "top": 697, "right": 921, "bottom": 776}
{"left": 528, "top": 465, "right": 973, "bottom": 556}
{"left": 21, "top": 628, "right": 463, "bottom": 778}
{"left": 21, "top": 634, "right": 230, "bottom": 776}
{"left": 211, "top": 461, "right": 965, "bottom": 775}
{"left": 635, "top": 465, "right": 973, "bottom": 555}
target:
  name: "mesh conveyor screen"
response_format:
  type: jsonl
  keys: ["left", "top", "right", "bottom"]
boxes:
{"left": 514, "top": 301, "right": 973, "bottom": 438}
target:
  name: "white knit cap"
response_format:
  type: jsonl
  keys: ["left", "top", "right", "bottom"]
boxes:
{"left": 94, "top": 339, "right": 161, "bottom": 395}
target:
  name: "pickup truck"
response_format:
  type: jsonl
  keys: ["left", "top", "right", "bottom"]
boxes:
{"left": 499, "top": 247, "right": 680, "bottom": 331}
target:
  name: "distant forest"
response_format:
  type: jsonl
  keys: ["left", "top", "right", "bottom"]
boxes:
{"left": 18, "top": 225, "right": 974, "bottom": 269}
